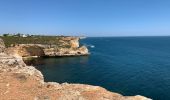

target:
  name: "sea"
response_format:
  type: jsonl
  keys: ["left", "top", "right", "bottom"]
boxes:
{"left": 26, "top": 36, "right": 170, "bottom": 100}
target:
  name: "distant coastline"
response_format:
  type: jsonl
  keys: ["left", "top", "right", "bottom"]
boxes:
{"left": 0, "top": 35, "right": 89, "bottom": 57}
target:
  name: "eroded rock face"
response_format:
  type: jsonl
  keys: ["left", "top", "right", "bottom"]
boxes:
{"left": 59, "top": 37, "right": 80, "bottom": 48}
{"left": 43, "top": 37, "right": 89, "bottom": 56}
{"left": 7, "top": 44, "right": 45, "bottom": 57}
{"left": 0, "top": 38, "right": 5, "bottom": 53}
{"left": 44, "top": 45, "right": 89, "bottom": 56}
{"left": 78, "top": 46, "right": 89, "bottom": 55}
{"left": 70, "top": 39, "right": 79, "bottom": 48}
{"left": 5, "top": 37, "right": 89, "bottom": 57}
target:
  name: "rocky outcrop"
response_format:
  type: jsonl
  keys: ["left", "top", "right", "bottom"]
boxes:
{"left": 43, "top": 37, "right": 89, "bottom": 56}
{"left": 59, "top": 37, "right": 80, "bottom": 48}
{"left": 0, "top": 38, "right": 5, "bottom": 53}
{"left": 0, "top": 53, "right": 151, "bottom": 100}
{"left": 7, "top": 44, "right": 45, "bottom": 57}
{"left": 6, "top": 37, "right": 89, "bottom": 57}
{"left": 0, "top": 38, "right": 151, "bottom": 100}
{"left": 44, "top": 45, "right": 89, "bottom": 56}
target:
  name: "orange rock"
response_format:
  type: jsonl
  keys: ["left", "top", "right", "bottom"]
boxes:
{"left": 0, "top": 53, "right": 151, "bottom": 100}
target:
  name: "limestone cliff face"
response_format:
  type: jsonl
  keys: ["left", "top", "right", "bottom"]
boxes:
{"left": 43, "top": 45, "right": 88, "bottom": 56}
{"left": 59, "top": 37, "right": 80, "bottom": 48}
{"left": 44, "top": 37, "right": 89, "bottom": 56}
{"left": 7, "top": 44, "right": 45, "bottom": 57}
{"left": 6, "top": 37, "right": 89, "bottom": 57}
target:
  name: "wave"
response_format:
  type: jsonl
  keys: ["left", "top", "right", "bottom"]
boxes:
{"left": 90, "top": 45, "right": 95, "bottom": 48}
{"left": 84, "top": 44, "right": 95, "bottom": 48}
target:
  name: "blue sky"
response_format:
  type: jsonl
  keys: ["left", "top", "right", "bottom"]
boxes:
{"left": 0, "top": 0, "right": 170, "bottom": 36}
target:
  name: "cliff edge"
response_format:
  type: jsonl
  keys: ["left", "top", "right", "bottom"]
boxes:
{"left": 0, "top": 38, "right": 151, "bottom": 100}
{"left": 5, "top": 37, "right": 89, "bottom": 57}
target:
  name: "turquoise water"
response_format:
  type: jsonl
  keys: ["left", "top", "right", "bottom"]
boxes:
{"left": 31, "top": 37, "right": 170, "bottom": 100}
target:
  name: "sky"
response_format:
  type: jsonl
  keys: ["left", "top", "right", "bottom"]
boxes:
{"left": 0, "top": 0, "right": 170, "bottom": 36}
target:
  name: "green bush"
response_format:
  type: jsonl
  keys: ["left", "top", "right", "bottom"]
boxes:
{"left": 0, "top": 36, "right": 72, "bottom": 48}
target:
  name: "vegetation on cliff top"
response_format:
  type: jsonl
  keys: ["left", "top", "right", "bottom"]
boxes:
{"left": 0, "top": 36, "right": 76, "bottom": 48}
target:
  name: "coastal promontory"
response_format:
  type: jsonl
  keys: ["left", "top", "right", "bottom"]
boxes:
{"left": 3, "top": 36, "right": 89, "bottom": 57}
{"left": 0, "top": 37, "right": 151, "bottom": 100}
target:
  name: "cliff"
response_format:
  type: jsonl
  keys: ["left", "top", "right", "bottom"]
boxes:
{"left": 5, "top": 37, "right": 89, "bottom": 57}
{"left": 7, "top": 44, "right": 45, "bottom": 57}
{"left": 43, "top": 37, "right": 89, "bottom": 56}
{"left": 0, "top": 38, "right": 151, "bottom": 100}
{"left": 44, "top": 45, "right": 88, "bottom": 56}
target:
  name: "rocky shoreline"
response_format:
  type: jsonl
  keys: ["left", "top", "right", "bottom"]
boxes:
{"left": 0, "top": 38, "right": 151, "bottom": 100}
{"left": 3, "top": 37, "right": 89, "bottom": 57}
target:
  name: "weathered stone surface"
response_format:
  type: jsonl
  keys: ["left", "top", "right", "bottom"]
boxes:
{"left": 70, "top": 38, "right": 79, "bottom": 48}
{"left": 7, "top": 37, "right": 89, "bottom": 57}
{"left": 43, "top": 45, "right": 89, "bottom": 56}
{"left": 7, "top": 44, "right": 45, "bottom": 57}
{"left": 0, "top": 53, "right": 151, "bottom": 100}
{"left": 78, "top": 46, "right": 89, "bottom": 55}
{"left": 43, "top": 37, "right": 89, "bottom": 56}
